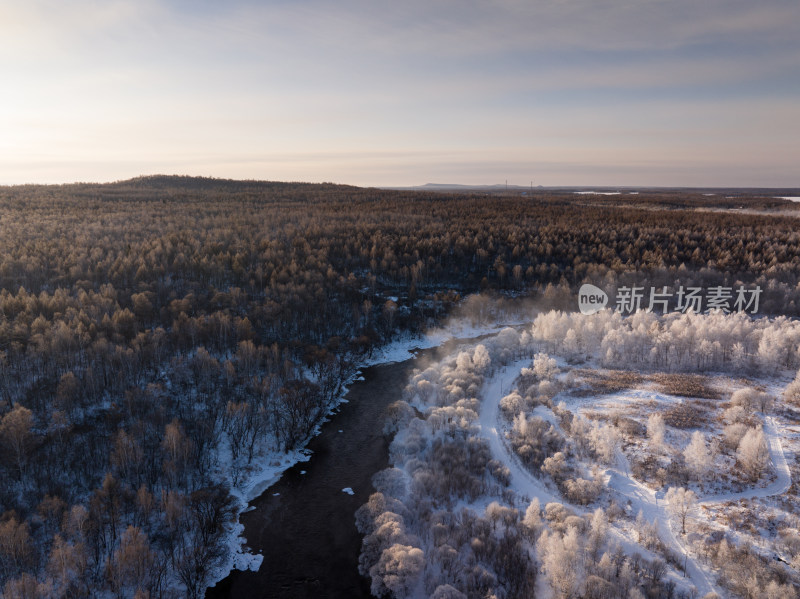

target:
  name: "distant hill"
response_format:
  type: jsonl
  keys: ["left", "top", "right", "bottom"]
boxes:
{"left": 109, "top": 174, "right": 362, "bottom": 193}
{"left": 2, "top": 174, "right": 361, "bottom": 194}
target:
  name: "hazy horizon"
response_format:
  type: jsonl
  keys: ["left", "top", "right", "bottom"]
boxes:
{"left": 3, "top": 174, "right": 800, "bottom": 192}
{"left": 2, "top": 0, "right": 798, "bottom": 188}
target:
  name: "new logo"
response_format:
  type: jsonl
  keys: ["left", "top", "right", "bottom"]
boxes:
{"left": 578, "top": 284, "right": 608, "bottom": 314}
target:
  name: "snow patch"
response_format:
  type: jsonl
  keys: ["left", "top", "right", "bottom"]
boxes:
{"left": 574, "top": 191, "right": 621, "bottom": 195}
{"left": 230, "top": 550, "right": 263, "bottom": 572}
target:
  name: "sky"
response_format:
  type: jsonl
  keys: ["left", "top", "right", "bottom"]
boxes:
{"left": 1, "top": 0, "right": 798, "bottom": 187}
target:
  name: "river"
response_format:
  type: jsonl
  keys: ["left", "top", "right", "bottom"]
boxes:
{"left": 205, "top": 352, "right": 422, "bottom": 598}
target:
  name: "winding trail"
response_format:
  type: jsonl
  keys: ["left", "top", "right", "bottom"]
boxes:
{"left": 697, "top": 416, "right": 791, "bottom": 506}
{"left": 481, "top": 359, "right": 796, "bottom": 597}
{"left": 479, "top": 360, "right": 563, "bottom": 506}
{"left": 479, "top": 362, "right": 720, "bottom": 597}
{"left": 606, "top": 460, "right": 719, "bottom": 597}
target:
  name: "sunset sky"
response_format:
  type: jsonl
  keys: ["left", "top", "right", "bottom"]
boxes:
{"left": 1, "top": 0, "right": 798, "bottom": 187}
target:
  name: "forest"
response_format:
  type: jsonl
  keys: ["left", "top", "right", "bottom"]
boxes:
{"left": 0, "top": 175, "right": 799, "bottom": 597}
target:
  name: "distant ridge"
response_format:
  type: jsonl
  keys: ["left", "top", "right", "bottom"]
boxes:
{"left": 118, "top": 175, "right": 359, "bottom": 191}
{"left": 382, "top": 182, "right": 800, "bottom": 195}
{"left": 2, "top": 175, "right": 361, "bottom": 193}
{"left": 384, "top": 183, "right": 534, "bottom": 191}
{"left": 2, "top": 176, "right": 797, "bottom": 197}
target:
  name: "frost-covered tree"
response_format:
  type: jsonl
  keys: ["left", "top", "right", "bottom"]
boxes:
{"left": 371, "top": 468, "right": 409, "bottom": 501}
{"left": 785, "top": 369, "right": 800, "bottom": 406}
{"left": 634, "top": 510, "right": 659, "bottom": 550}
{"left": 384, "top": 401, "right": 416, "bottom": 435}
{"left": 541, "top": 452, "right": 569, "bottom": 484}
{"left": 471, "top": 344, "right": 491, "bottom": 373}
{"left": 587, "top": 507, "right": 608, "bottom": 559}
{"left": 757, "top": 327, "right": 786, "bottom": 373}
{"left": 522, "top": 497, "right": 541, "bottom": 536}
{"left": 499, "top": 392, "right": 523, "bottom": 420}
{"left": 730, "top": 342, "right": 748, "bottom": 370}
{"left": 455, "top": 351, "right": 473, "bottom": 373}
{"left": 646, "top": 413, "right": 665, "bottom": 453}
{"left": 563, "top": 477, "right": 602, "bottom": 505}
{"left": 765, "top": 580, "right": 797, "bottom": 599}
{"left": 569, "top": 415, "right": 593, "bottom": 458}
{"left": 730, "top": 388, "right": 759, "bottom": 413}
{"left": 723, "top": 404, "right": 750, "bottom": 425}
{"left": 531, "top": 307, "right": 800, "bottom": 374}
{"left": 537, "top": 526, "right": 583, "bottom": 599}
{"left": 369, "top": 544, "right": 425, "bottom": 598}
{"left": 589, "top": 421, "right": 620, "bottom": 464}
{"left": 532, "top": 353, "right": 559, "bottom": 380}
{"left": 683, "top": 431, "right": 711, "bottom": 479}
{"left": 755, "top": 391, "right": 774, "bottom": 413}
{"left": 430, "top": 584, "right": 467, "bottom": 599}
{"left": 485, "top": 502, "right": 518, "bottom": 532}
{"left": 736, "top": 426, "right": 769, "bottom": 481}
{"left": 665, "top": 486, "right": 697, "bottom": 534}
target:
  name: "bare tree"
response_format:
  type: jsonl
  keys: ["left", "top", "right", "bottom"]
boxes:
{"left": 0, "top": 405, "right": 34, "bottom": 479}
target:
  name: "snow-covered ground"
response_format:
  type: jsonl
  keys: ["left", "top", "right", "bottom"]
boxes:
{"left": 698, "top": 416, "right": 791, "bottom": 505}
{"left": 356, "top": 312, "right": 800, "bottom": 598}
{"left": 574, "top": 191, "right": 622, "bottom": 195}
{"left": 475, "top": 350, "right": 798, "bottom": 597}
{"left": 479, "top": 363, "right": 721, "bottom": 596}
{"left": 479, "top": 359, "right": 564, "bottom": 507}
{"left": 363, "top": 318, "right": 533, "bottom": 367}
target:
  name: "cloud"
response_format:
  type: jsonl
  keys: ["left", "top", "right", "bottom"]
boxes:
{"left": 0, "top": 0, "right": 797, "bottom": 186}
{"left": 209, "top": 0, "right": 800, "bottom": 55}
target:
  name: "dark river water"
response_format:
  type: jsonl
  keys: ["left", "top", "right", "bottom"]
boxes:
{"left": 205, "top": 352, "right": 422, "bottom": 599}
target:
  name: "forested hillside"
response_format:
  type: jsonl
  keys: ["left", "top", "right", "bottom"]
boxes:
{"left": 0, "top": 177, "right": 798, "bottom": 597}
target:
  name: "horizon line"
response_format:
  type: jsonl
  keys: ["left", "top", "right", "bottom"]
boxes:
{"left": 0, "top": 174, "right": 798, "bottom": 192}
